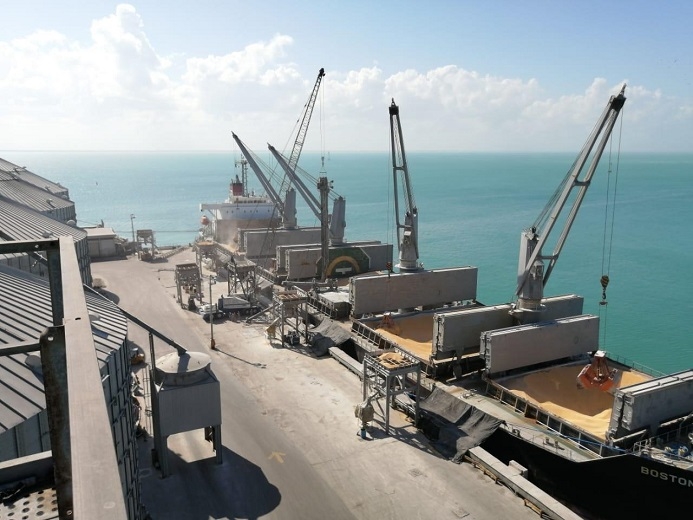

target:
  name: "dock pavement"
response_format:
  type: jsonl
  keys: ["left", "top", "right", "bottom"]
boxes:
{"left": 91, "top": 248, "right": 581, "bottom": 520}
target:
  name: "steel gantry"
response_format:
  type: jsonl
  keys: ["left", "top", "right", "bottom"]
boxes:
{"left": 361, "top": 349, "right": 421, "bottom": 435}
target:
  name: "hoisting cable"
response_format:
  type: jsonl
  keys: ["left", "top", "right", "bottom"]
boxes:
{"left": 599, "top": 106, "right": 624, "bottom": 344}
{"left": 599, "top": 150, "right": 613, "bottom": 307}
{"left": 319, "top": 75, "right": 326, "bottom": 173}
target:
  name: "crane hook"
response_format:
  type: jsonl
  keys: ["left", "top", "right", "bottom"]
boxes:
{"left": 600, "top": 275, "right": 609, "bottom": 305}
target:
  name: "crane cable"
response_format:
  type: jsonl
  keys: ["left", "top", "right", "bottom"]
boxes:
{"left": 599, "top": 105, "right": 625, "bottom": 344}
{"left": 317, "top": 77, "right": 327, "bottom": 233}
{"left": 386, "top": 120, "right": 396, "bottom": 272}
{"left": 319, "top": 76, "right": 326, "bottom": 172}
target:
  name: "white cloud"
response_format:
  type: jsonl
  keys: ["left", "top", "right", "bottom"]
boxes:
{"left": 0, "top": 5, "right": 690, "bottom": 151}
{"left": 183, "top": 34, "right": 295, "bottom": 86}
{"left": 678, "top": 103, "right": 693, "bottom": 118}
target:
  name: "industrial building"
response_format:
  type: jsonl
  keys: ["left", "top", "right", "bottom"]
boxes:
{"left": 0, "top": 158, "right": 135, "bottom": 518}
{"left": 0, "top": 262, "right": 141, "bottom": 516}
{"left": 0, "top": 160, "right": 75, "bottom": 224}
{"left": 0, "top": 239, "right": 138, "bottom": 519}
{"left": 0, "top": 196, "right": 93, "bottom": 285}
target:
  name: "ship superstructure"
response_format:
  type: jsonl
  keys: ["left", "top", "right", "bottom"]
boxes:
{"left": 199, "top": 157, "right": 280, "bottom": 247}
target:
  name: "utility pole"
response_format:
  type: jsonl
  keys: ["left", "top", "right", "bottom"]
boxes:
{"left": 130, "top": 214, "right": 136, "bottom": 255}
{"left": 209, "top": 275, "right": 216, "bottom": 350}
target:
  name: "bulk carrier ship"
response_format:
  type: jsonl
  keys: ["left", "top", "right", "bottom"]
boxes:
{"left": 199, "top": 157, "right": 280, "bottom": 248}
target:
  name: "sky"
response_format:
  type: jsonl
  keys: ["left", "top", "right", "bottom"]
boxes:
{"left": 0, "top": 1, "right": 691, "bottom": 152}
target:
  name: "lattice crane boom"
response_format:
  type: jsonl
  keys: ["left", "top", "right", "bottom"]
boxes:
{"left": 286, "top": 67, "right": 325, "bottom": 180}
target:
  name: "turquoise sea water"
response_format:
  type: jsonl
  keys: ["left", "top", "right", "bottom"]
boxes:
{"left": 4, "top": 150, "right": 692, "bottom": 374}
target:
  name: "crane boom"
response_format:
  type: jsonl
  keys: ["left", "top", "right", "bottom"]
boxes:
{"left": 268, "top": 143, "right": 321, "bottom": 216}
{"left": 514, "top": 85, "right": 627, "bottom": 317}
{"left": 232, "top": 132, "right": 297, "bottom": 228}
{"left": 232, "top": 133, "right": 282, "bottom": 207}
{"left": 287, "top": 68, "right": 325, "bottom": 175}
{"left": 228, "top": 69, "right": 324, "bottom": 230}
{"left": 389, "top": 99, "right": 421, "bottom": 272}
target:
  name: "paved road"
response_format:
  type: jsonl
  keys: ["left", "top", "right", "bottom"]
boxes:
{"left": 92, "top": 252, "right": 542, "bottom": 520}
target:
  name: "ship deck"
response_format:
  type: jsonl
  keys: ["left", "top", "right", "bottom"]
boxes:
{"left": 369, "top": 309, "right": 655, "bottom": 441}
{"left": 441, "top": 360, "right": 654, "bottom": 463}
{"left": 443, "top": 377, "right": 601, "bottom": 463}
{"left": 496, "top": 361, "right": 652, "bottom": 439}
{"left": 374, "top": 312, "right": 434, "bottom": 361}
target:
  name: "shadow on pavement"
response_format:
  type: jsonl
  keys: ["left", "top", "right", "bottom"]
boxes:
{"left": 213, "top": 347, "right": 267, "bottom": 368}
{"left": 140, "top": 444, "right": 281, "bottom": 520}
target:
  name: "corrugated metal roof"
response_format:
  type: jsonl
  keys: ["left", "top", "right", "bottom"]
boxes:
{"left": 0, "top": 264, "right": 128, "bottom": 433}
{"left": 0, "top": 170, "right": 74, "bottom": 216}
{"left": 0, "top": 197, "right": 86, "bottom": 242}
{"left": 85, "top": 227, "right": 117, "bottom": 238}
{"left": 0, "top": 158, "right": 70, "bottom": 199}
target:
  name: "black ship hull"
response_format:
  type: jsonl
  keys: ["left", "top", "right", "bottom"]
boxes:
{"left": 482, "top": 428, "right": 693, "bottom": 519}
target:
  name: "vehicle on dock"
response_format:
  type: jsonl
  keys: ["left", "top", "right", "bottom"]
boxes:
{"left": 217, "top": 294, "right": 260, "bottom": 317}
{"left": 198, "top": 303, "right": 224, "bottom": 322}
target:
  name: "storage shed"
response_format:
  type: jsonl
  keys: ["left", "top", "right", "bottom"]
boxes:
{"left": 85, "top": 226, "right": 120, "bottom": 258}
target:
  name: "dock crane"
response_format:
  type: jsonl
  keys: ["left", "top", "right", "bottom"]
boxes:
{"left": 276, "top": 67, "right": 326, "bottom": 203}
{"left": 288, "top": 67, "right": 325, "bottom": 172}
{"left": 231, "top": 67, "right": 325, "bottom": 230}
{"left": 389, "top": 99, "right": 422, "bottom": 272}
{"left": 513, "top": 85, "right": 627, "bottom": 323}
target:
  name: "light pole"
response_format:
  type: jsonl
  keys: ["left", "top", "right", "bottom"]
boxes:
{"left": 130, "top": 214, "right": 136, "bottom": 254}
{"left": 209, "top": 275, "right": 216, "bottom": 350}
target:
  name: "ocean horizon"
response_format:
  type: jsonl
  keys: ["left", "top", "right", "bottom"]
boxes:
{"left": 3, "top": 150, "right": 692, "bottom": 374}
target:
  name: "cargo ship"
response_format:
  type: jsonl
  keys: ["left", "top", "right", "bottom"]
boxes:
{"left": 200, "top": 69, "right": 326, "bottom": 252}
{"left": 461, "top": 362, "right": 693, "bottom": 519}
{"left": 199, "top": 157, "right": 280, "bottom": 248}
{"left": 403, "top": 331, "right": 693, "bottom": 520}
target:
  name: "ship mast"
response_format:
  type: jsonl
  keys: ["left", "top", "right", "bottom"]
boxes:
{"left": 234, "top": 157, "right": 249, "bottom": 197}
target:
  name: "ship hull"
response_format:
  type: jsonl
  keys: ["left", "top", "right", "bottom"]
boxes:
{"left": 213, "top": 216, "right": 280, "bottom": 249}
{"left": 200, "top": 199, "right": 280, "bottom": 248}
{"left": 208, "top": 200, "right": 277, "bottom": 221}
{"left": 482, "top": 428, "right": 693, "bottom": 519}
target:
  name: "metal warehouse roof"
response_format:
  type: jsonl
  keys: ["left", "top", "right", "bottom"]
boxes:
{"left": 0, "top": 197, "right": 85, "bottom": 242}
{"left": 0, "top": 169, "right": 74, "bottom": 216}
{"left": 0, "top": 157, "right": 70, "bottom": 199}
{"left": 0, "top": 264, "right": 128, "bottom": 434}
